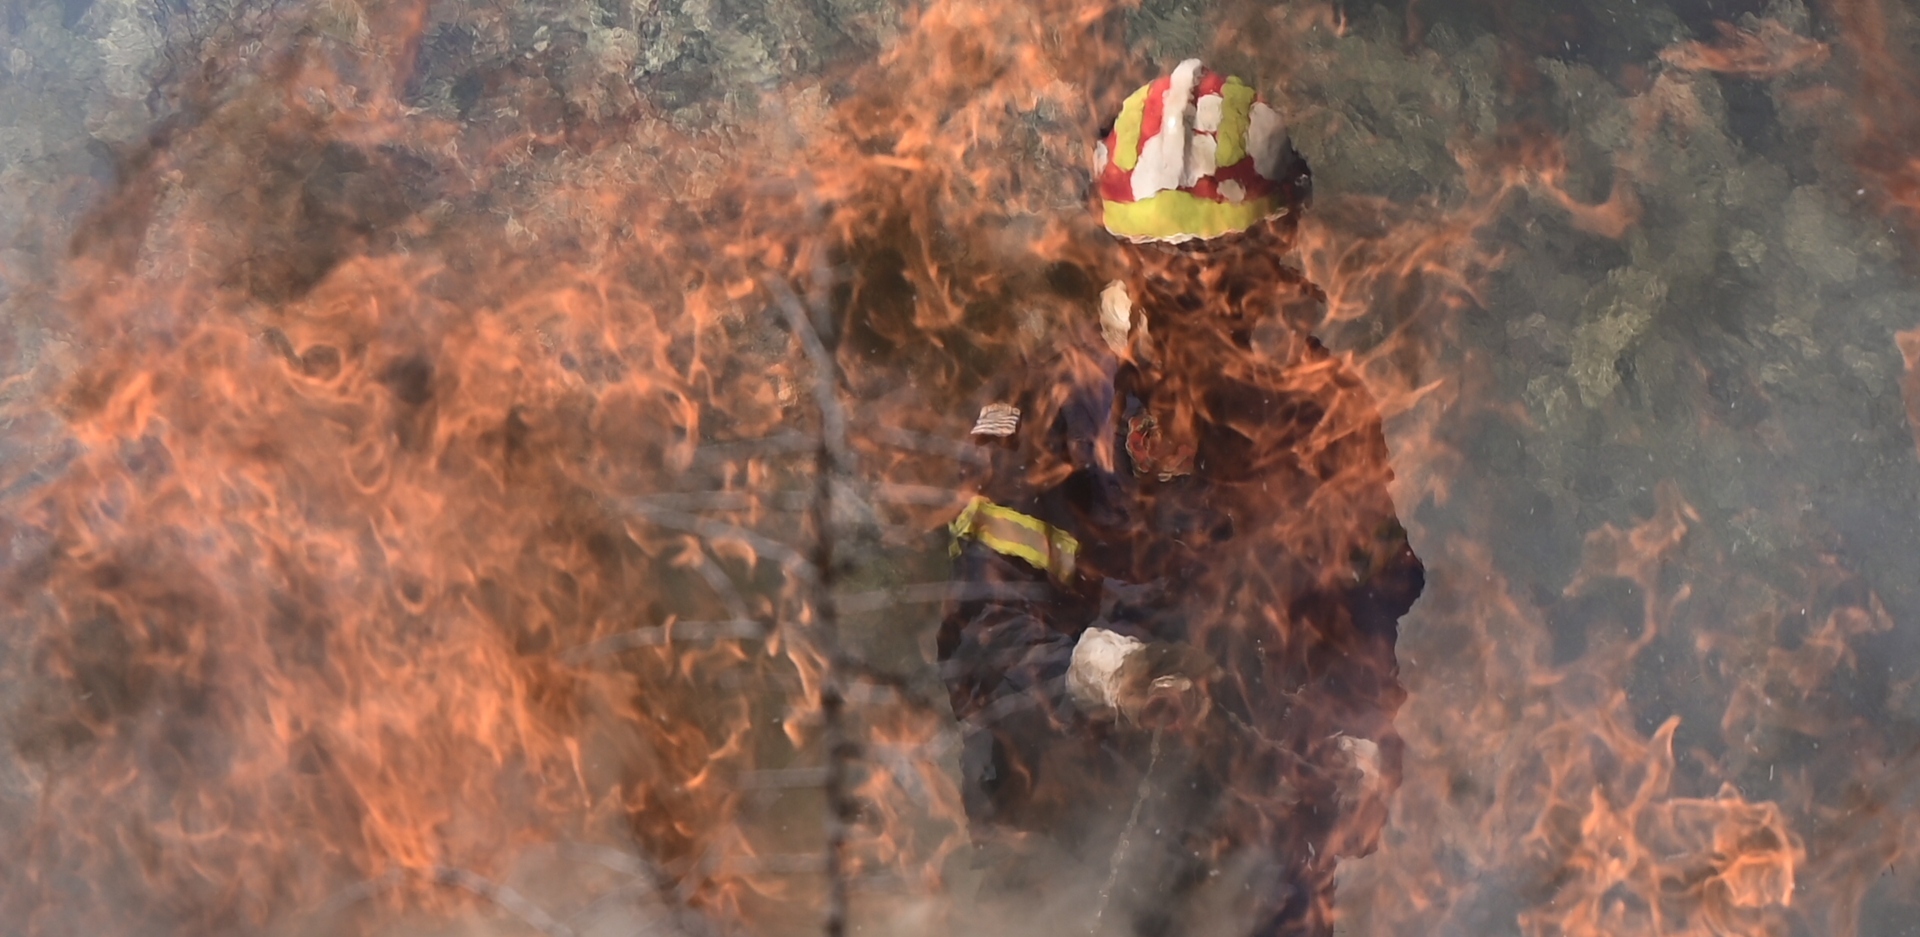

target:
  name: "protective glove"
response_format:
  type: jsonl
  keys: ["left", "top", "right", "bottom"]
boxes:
{"left": 1328, "top": 734, "right": 1383, "bottom": 810}
{"left": 1067, "top": 628, "right": 1219, "bottom": 731}
{"left": 1325, "top": 733, "right": 1389, "bottom": 858}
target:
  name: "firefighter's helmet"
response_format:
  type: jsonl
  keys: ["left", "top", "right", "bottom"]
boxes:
{"left": 1095, "top": 59, "right": 1305, "bottom": 244}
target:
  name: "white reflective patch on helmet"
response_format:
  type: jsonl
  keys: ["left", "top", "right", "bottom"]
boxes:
{"left": 1093, "top": 140, "right": 1108, "bottom": 170}
{"left": 1218, "top": 178, "right": 1246, "bottom": 203}
{"left": 1247, "top": 100, "right": 1289, "bottom": 180}
{"left": 1129, "top": 58, "right": 1203, "bottom": 201}
{"left": 1193, "top": 93, "right": 1224, "bottom": 133}
{"left": 1181, "top": 132, "right": 1217, "bottom": 187}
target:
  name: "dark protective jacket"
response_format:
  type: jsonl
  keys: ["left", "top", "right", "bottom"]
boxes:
{"left": 937, "top": 261, "right": 1423, "bottom": 937}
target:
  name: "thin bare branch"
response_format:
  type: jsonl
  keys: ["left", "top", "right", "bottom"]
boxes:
{"left": 561, "top": 619, "right": 769, "bottom": 664}
{"left": 838, "top": 580, "right": 1048, "bottom": 613}
{"left": 691, "top": 432, "right": 818, "bottom": 467}
{"left": 622, "top": 504, "right": 817, "bottom": 582}
{"left": 862, "top": 424, "right": 991, "bottom": 466}
{"left": 310, "top": 866, "right": 577, "bottom": 937}
{"left": 767, "top": 272, "right": 855, "bottom": 937}
{"left": 765, "top": 277, "right": 851, "bottom": 473}
{"left": 432, "top": 867, "right": 577, "bottom": 937}
{"left": 629, "top": 482, "right": 967, "bottom": 513}
{"left": 692, "top": 545, "right": 754, "bottom": 620}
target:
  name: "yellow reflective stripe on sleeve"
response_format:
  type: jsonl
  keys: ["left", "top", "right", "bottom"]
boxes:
{"left": 948, "top": 496, "right": 1081, "bottom": 583}
{"left": 948, "top": 497, "right": 984, "bottom": 556}
{"left": 1045, "top": 527, "right": 1080, "bottom": 583}
{"left": 1112, "top": 84, "right": 1151, "bottom": 172}
{"left": 972, "top": 510, "right": 1054, "bottom": 573}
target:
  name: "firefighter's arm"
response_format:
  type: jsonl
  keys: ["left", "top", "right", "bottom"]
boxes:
{"left": 945, "top": 603, "right": 1078, "bottom": 712}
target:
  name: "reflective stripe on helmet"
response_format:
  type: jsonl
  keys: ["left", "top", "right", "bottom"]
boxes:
{"left": 1131, "top": 59, "right": 1203, "bottom": 201}
{"left": 1112, "top": 84, "right": 1150, "bottom": 172}
{"left": 1102, "top": 189, "right": 1287, "bottom": 244}
{"left": 1214, "top": 78, "right": 1256, "bottom": 167}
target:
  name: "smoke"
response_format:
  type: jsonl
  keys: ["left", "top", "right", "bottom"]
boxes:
{"left": 1, "top": 0, "right": 1918, "bottom": 934}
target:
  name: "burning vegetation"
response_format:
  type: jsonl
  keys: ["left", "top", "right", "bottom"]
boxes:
{"left": 0, "top": 0, "right": 1918, "bottom": 935}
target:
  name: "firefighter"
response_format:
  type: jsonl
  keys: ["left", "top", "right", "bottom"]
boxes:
{"left": 938, "top": 61, "right": 1423, "bottom": 937}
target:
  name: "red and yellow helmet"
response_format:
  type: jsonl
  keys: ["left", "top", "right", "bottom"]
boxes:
{"left": 1095, "top": 59, "right": 1305, "bottom": 244}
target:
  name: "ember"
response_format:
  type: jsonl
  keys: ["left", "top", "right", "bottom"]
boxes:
{"left": 1, "top": 0, "right": 1917, "bottom": 935}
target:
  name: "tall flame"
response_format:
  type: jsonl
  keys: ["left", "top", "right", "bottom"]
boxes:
{"left": 0, "top": 0, "right": 1916, "bottom": 935}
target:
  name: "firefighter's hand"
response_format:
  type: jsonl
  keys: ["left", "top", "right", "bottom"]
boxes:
{"left": 1328, "top": 734, "right": 1383, "bottom": 810}
{"left": 1112, "top": 641, "right": 1220, "bottom": 731}
{"left": 1067, "top": 629, "right": 1219, "bottom": 731}
{"left": 1325, "top": 733, "right": 1390, "bottom": 858}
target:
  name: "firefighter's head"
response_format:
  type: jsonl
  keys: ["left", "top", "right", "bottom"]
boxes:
{"left": 1094, "top": 60, "right": 1311, "bottom": 249}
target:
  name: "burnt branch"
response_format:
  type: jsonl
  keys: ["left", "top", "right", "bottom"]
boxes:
{"left": 430, "top": 867, "right": 577, "bottom": 937}
{"left": 767, "top": 273, "right": 857, "bottom": 937}
{"left": 621, "top": 504, "right": 819, "bottom": 583}
{"left": 561, "top": 619, "right": 770, "bottom": 664}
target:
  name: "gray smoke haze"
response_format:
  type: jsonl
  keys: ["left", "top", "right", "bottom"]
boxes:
{"left": 3, "top": 0, "right": 1919, "bottom": 934}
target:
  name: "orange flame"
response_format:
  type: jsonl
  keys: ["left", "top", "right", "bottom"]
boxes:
{"left": 5, "top": 0, "right": 1919, "bottom": 935}
{"left": 1659, "top": 19, "right": 1831, "bottom": 80}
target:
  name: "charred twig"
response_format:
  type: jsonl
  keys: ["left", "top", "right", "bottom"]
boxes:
{"left": 627, "top": 481, "right": 966, "bottom": 513}
{"left": 716, "top": 853, "right": 908, "bottom": 888}
{"left": 552, "top": 843, "right": 717, "bottom": 937}
{"left": 913, "top": 676, "right": 1071, "bottom": 762}
{"left": 861, "top": 424, "right": 991, "bottom": 466}
{"left": 767, "top": 278, "right": 851, "bottom": 473}
{"left": 673, "top": 830, "right": 735, "bottom": 908}
{"left": 623, "top": 504, "right": 817, "bottom": 582}
{"left": 690, "top": 545, "right": 754, "bottom": 621}
{"left": 690, "top": 432, "right": 819, "bottom": 467}
{"left": 563, "top": 882, "right": 670, "bottom": 937}
{"left": 703, "top": 656, "right": 939, "bottom": 710}
{"left": 1092, "top": 728, "right": 1164, "bottom": 934}
{"left": 838, "top": 580, "right": 1049, "bottom": 613}
{"left": 432, "top": 867, "right": 578, "bottom": 937}
{"left": 1218, "top": 709, "right": 1318, "bottom": 790}
{"left": 628, "top": 491, "right": 761, "bottom": 511}
{"left": 309, "top": 868, "right": 405, "bottom": 920}
{"left": 823, "top": 658, "right": 947, "bottom": 714}
{"left": 561, "top": 619, "right": 769, "bottom": 664}
{"left": 736, "top": 766, "right": 831, "bottom": 789}
{"left": 694, "top": 425, "right": 990, "bottom": 470}
{"left": 867, "top": 741, "right": 938, "bottom": 808}
{"left": 308, "top": 866, "right": 575, "bottom": 937}
{"left": 556, "top": 841, "right": 681, "bottom": 885}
